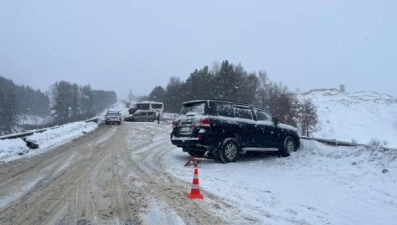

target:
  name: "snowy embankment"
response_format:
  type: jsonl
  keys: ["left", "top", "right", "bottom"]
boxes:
{"left": 298, "top": 89, "right": 397, "bottom": 148}
{"left": 0, "top": 121, "right": 98, "bottom": 162}
{"left": 0, "top": 101, "right": 127, "bottom": 163}
{"left": 164, "top": 139, "right": 397, "bottom": 225}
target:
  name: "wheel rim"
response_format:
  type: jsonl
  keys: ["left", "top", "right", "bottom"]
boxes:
{"left": 285, "top": 139, "right": 295, "bottom": 153}
{"left": 224, "top": 143, "right": 237, "bottom": 159}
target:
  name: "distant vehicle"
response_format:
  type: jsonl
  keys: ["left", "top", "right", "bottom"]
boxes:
{"left": 124, "top": 110, "right": 156, "bottom": 122}
{"left": 128, "top": 107, "right": 137, "bottom": 115}
{"left": 170, "top": 99, "right": 300, "bottom": 163}
{"left": 105, "top": 110, "right": 121, "bottom": 125}
{"left": 135, "top": 101, "right": 164, "bottom": 117}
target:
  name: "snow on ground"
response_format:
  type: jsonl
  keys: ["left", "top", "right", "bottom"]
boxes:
{"left": 0, "top": 175, "right": 44, "bottom": 209}
{"left": 162, "top": 112, "right": 179, "bottom": 121}
{"left": 164, "top": 135, "right": 397, "bottom": 225}
{"left": 143, "top": 201, "right": 185, "bottom": 225}
{"left": 0, "top": 120, "right": 396, "bottom": 224}
{"left": 0, "top": 121, "right": 98, "bottom": 162}
{"left": 126, "top": 122, "right": 397, "bottom": 225}
{"left": 298, "top": 89, "right": 397, "bottom": 148}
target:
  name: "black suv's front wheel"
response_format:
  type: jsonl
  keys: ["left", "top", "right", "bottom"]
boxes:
{"left": 218, "top": 138, "right": 239, "bottom": 163}
{"left": 279, "top": 136, "right": 296, "bottom": 157}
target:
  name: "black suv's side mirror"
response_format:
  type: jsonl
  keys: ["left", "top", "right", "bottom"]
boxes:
{"left": 272, "top": 117, "right": 279, "bottom": 126}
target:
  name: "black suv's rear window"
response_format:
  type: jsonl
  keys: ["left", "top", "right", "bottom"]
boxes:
{"left": 180, "top": 102, "right": 205, "bottom": 115}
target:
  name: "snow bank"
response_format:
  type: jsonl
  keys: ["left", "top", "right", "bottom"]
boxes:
{"left": 0, "top": 121, "right": 98, "bottom": 162}
{"left": 0, "top": 139, "right": 28, "bottom": 161}
{"left": 165, "top": 139, "right": 397, "bottom": 225}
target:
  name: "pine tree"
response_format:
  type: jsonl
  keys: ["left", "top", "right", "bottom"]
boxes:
{"left": 50, "top": 81, "right": 74, "bottom": 123}
{"left": 184, "top": 66, "right": 214, "bottom": 100}
{"left": 71, "top": 83, "right": 80, "bottom": 120}
{"left": 148, "top": 86, "right": 166, "bottom": 102}
{"left": 163, "top": 77, "right": 183, "bottom": 112}
{"left": 0, "top": 76, "right": 19, "bottom": 134}
{"left": 80, "top": 85, "right": 94, "bottom": 116}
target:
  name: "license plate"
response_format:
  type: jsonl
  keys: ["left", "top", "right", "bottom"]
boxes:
{"left": 180, "top": 127, "right": 191, "bottom": 132}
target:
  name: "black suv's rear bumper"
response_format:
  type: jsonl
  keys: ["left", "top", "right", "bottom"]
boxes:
{"left": 170, "top": 132, "right": 216, "bottom": 148}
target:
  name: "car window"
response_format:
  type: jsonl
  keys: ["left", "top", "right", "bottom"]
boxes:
{"left": 254, "top": 109, "right": 271, "bottom": 121}
{"left": 234, "top": 107, "right": 253, "bottom": 120}
{"left": 180, "top": 102, "right": 205, "bottom": 115}
{"left": 216, "top": 102, "right": 234, "bottom": 117}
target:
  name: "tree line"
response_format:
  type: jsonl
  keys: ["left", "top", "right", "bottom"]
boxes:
{"left": 0, "top": 76, "right": 117, "bottom": 135}
{"left": 146, "top": 60, "right": 318, "bottom": 136}
{"left": 50, "top": 81, "right": 117, "bottom": 124}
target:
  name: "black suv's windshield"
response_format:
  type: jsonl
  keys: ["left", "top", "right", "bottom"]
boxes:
{"left": 180, "top": 102, "right": 205, "bottom": 116}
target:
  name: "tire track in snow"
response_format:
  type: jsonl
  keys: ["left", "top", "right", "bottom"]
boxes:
{"left": 123, "top": 122, "right": 260, "bottom": 225}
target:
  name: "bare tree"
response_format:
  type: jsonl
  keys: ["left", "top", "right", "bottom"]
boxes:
{"left": 210, "top": 61, "right": 220, "bottom": 75}
{"left": 297, "top": 99, "right": 318, "bottom": 137}
{"left": 256, "top": 70, "right": 268, "bottom": 109}
{"left": 257, "top": 81, "right": 298, "bottom": 126}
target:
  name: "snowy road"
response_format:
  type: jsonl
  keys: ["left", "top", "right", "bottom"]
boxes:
{"left": 0, "top": 121, "right": 396, "bottom": 225}
{"left": 0, "top": 122, "right": 254, "bottom": 225}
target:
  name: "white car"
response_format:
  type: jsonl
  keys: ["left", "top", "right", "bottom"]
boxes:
{"left": 105, "top": 111, "right": 121, "bottom": 125}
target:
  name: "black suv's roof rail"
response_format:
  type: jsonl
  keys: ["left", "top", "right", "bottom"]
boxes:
{"left": 182, "top": 99, "right": 207, "bottom": 104}
{"left": 182, "top": 99, "right": 271, "bottom": 113}
{"left": 183, "top": 99, "right": 254, "bottom": 106}
{"left": 210, "top": 99, "right": 260, "bottom": 107}
{"left": 208, "top": 99, "right": 262, "bottom": 108}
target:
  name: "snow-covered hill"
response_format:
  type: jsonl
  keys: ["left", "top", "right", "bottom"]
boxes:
{"left": 297, "top": 89, "right": 397, "bottom": 148}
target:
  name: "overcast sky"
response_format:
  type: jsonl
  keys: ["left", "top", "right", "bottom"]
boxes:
{"left": 1, "top": 0, "right": 396, "bottom": 99}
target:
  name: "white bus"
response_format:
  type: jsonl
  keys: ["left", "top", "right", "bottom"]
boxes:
{"left": 135, "top": 101, "right": 164, "bottom": 115}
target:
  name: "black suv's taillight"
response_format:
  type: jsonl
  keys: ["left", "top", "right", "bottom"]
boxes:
{"left": 196, "top": 118, "right": 210, "bottom": 127}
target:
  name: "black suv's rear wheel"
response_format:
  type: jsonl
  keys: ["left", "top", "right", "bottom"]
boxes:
{"left": 279, "top": 136, "right": 296, "bottom": 157}
{"left": 218, "top": 138, "right": 239, "bottom": 163}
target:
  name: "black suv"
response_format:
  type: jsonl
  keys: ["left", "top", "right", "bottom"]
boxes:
{"left": 170, "top": 100, "right": 300, "bottom": 163}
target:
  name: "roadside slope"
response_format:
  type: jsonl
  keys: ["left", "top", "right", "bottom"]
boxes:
{"left": 297, "top": 89, "right": 397, "bottom": 148}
